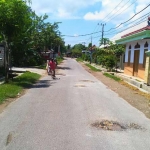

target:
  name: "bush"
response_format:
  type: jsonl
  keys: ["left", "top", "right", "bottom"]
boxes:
{"left": 105, "top": 55, "right": 116, "bottom": 70}
{"left": 0, "top": 67, "right": 5, "bottom": 76}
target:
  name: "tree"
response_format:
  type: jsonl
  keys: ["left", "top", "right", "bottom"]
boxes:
{"left": 0, "top": 0, "right": 32, "bottom": 82}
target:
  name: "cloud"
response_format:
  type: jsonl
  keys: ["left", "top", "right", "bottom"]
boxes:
{"left": 83, "top": 0, "right": 150, "bottom": 25}
{"left": 31, "top": 0, "right": 101, "bottom": 19}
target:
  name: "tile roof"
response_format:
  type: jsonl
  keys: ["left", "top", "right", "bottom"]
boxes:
{"left": 121, "top": 25, "right": 150, "bottom": 38}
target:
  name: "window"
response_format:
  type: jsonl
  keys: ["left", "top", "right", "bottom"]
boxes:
{"left": 143, "top": 49, "right": 148, "bottom": 68}
{"left": 128, "top": 50, "right": 131, "bottom": 66}
{"left": 129, "top": 45, "right": 131, "bottom": 49}
{"left": 144, "top": 41, "right": 148, "bottom": 48}
{"left": 134, "top": 43, "right": 140, "bottom": 49}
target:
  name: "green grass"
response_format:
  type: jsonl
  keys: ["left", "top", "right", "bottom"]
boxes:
{"left": 76, "top": 57, "right": 83, "bottom": 62}
{"left": 57, "top": 57, "right": 64, "bottom": 64}
{"left": 86, "top": 64, "right": 101, "bottom": 72}
{"left": 103, "top": 73, "right": 121, "bottom": 82}
{"left": 37, "top": 63, "right": 47, "bottom": 69}
{"left": 0, "top": 71, "right": 41, "bottom": 104}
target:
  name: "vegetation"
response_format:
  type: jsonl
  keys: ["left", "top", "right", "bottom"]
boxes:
{"left": 57, "top": 56, "right": 64, "bottom": 64}
{"left": 86, "top": 64, "right": 101, "bottom": 72}
{"left": 71, "top": 44, "right": 86, "bottom": 58}
{"left": 103, "top": 73, "right": 121, "bottom": 81}
{"left": 76, "top": 57, "right": 83, "bottom": 62}
{"left": 0, "top": 0, "right": 66, "bottom": 82}
{"left": 0, "top": 71, "right": 41, "bottom": 104}
{"left": 93, "top": 42, "right": 125, "bottom": 70}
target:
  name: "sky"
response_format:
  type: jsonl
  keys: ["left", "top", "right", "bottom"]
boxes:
{"left": 30, "top": 0, "right": 150, "bottom": 47}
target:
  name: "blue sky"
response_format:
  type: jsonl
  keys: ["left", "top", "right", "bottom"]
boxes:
{"left": 31, "top": 0, "right": 149, "bottom": 47}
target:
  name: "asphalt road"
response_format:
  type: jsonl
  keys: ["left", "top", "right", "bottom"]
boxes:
{"left": 0, "top": 58, "right": 150, "bottom": 150}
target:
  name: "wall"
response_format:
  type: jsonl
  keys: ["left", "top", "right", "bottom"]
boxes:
{"left": 124, "top": 39, "right": 150, "bottom": 79}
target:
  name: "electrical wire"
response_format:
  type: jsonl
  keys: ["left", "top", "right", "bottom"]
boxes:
{"left": 100, "top": 0, "right": 125, "bottom": 23}
{"left": 93, "top": 11, "right": 150, "bottom": 45}
{"left": 63, "top": 3, "right": 150, "bottom": 47}
{"left": 105, "top": 0, "right": 137, "bottom": 23}
{"left": 105, "top": 3, "right": 150, "bottom": 32}
{"left": 103, "top": 0, "right": 131, "bottom": 23}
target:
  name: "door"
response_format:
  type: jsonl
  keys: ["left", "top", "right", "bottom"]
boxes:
{"left": 133, "top": 50, "right": 140, "bottom": 77}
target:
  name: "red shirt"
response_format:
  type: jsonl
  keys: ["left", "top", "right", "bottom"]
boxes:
{"left": 49, "top": 61, "right": 56, "bottom": 70}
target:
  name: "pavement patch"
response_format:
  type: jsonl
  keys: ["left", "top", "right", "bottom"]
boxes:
{"left": 75, "top": 84, "right": 86, "bottom": 87}
{"left": 91, "top": 120, "right": 144, "bottom": 131}
{"left": 80, "top": 80, "right": 95, "bottom": 83}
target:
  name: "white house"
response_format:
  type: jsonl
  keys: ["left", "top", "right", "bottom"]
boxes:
{"left": 114, "top": 18, "right": 150, "bottom": 84}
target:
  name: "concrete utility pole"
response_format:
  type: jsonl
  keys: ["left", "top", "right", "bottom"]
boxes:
{"left": 101, "top": 23, "right": 106, "bottom": 45}
{"left": 58, "top": 32, "right": 61, "bottom": 56}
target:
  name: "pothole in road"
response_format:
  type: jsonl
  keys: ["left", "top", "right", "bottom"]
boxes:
{"left": 91, "top": 120, "right": 144, "bottom": 131}
{"left": 75, "top": 84, "right": 86, "bottom": 87}
{"left": 80, "top": 80, "right": 95, "bottom": 83}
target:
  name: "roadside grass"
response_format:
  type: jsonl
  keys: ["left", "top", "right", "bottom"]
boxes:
{"left": 76, "top": 57, "right": 83, "bottom": 62}
{"left": 103, "top": 72, "right": 121, "bottom": 82}
{"left": 57, "top": 56, "right": 64, "bottom": 64}
{"left": 0, "top": 71, "right": 41, "bottom": 104}
{"left": 86, "top": 64, "right": 101, "bottom": 72}
{"left": 37, "top": 63, "right": 46, "bottom": 69}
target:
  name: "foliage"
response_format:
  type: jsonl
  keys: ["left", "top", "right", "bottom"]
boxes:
{"left": 105, "top": 55, "right": 116, "bottom": 69}
{"left": 72, "top": 43, "right": 86, "bottom": 51}
{"left": 99, "top": 38, "right": 110, "bottom": 46}
{"left": 0, "top": 67, "right": 5, "bottom": 76}
{"left": 94, "top": 42, "right": 125, "bottom": 70}
{"left": 0, "top": 71, "right": 41, "bottom": 103}
{"left": 56, "top": 56, "right": 64, "bottom": 64}
{"left": 86, "top": 64, "right": 101, "bottom": 72}
{"left": 83, "top": 54, "right": 90, "bottom": 61}
{"left": 0, "top": 0, "right": 66, "bottom": 81}
{"left": 103, "top": 73, "right": 121, "bottom": 81}
{"left": 71, "top": 49, "right": 82, "bottom": 58}
{"left": 76, "top": 57, "right": 83, "bottom": 62}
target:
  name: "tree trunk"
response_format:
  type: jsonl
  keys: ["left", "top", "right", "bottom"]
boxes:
{"left": 3, "top": 34, "right": 9, "bottom": 83}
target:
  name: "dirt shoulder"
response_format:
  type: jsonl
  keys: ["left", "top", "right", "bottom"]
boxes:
{"left": 80, "top": 62, "right": 150, "bottom": 119}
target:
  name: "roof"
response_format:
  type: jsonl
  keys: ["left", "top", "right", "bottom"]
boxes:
{"left": 116, "top": 30, "right": 150, "bottom": 44}
{"left": 111, "top": 21, "right": 147, "bottom": 42}
{"left": 121, "top": 26, "right": 150, "bottom": 38}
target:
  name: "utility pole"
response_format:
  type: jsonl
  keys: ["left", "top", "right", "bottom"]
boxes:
{"left": 101, "top": 23, "right": 106, "bottom": 45}
{"left": 58, "top": 32, "right": 61, "bottom": 56}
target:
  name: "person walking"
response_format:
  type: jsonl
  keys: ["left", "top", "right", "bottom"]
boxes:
{"left": 49, "top": 58, "right": 56, "bottom": 78}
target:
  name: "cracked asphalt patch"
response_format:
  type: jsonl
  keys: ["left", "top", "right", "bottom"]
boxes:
{"left": 74, "top": 84, "right": 86, "bottom": 87}
{"left": 80, "top": 80, "right": 95, "bottom": 83}
{"left": 91, "top": 120, "right": 145, "bottom": 131}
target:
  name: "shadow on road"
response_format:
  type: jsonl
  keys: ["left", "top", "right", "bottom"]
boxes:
{"left": 32, "top": 79, "right": 56, "bottom": 88}
{"left": 57, "top": 66, "right": 71, "bottom": 70}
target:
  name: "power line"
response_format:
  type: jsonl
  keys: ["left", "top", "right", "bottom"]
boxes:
{"left": 105, "top": 3, "right": 150, "bottom": 32}
{"left": 62, "top": 3, "right": 150, "bottom": 38}
{"left": 93, "top": 11, "right": 150, "bottom": 44}
{"left": 103, "top": 0, "right": 131, "bottom": 23}
{"left": 105, "top": 0, "right": 137, "bottom": 23}
{"left": 104, "top": 12, "right": 150, "bottom": 36}
{"left": 100, "top": 0, "right": 125, "bottom": 23}
{"left": 90, "top": 0, "right": 126, "bottom": 43}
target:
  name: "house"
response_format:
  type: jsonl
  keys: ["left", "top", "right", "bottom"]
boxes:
{"left": 115, "top": 18, "right": 150, "bottom": 84}
{"left": 41, "top": 49, "right": 58, "bottom": 60}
